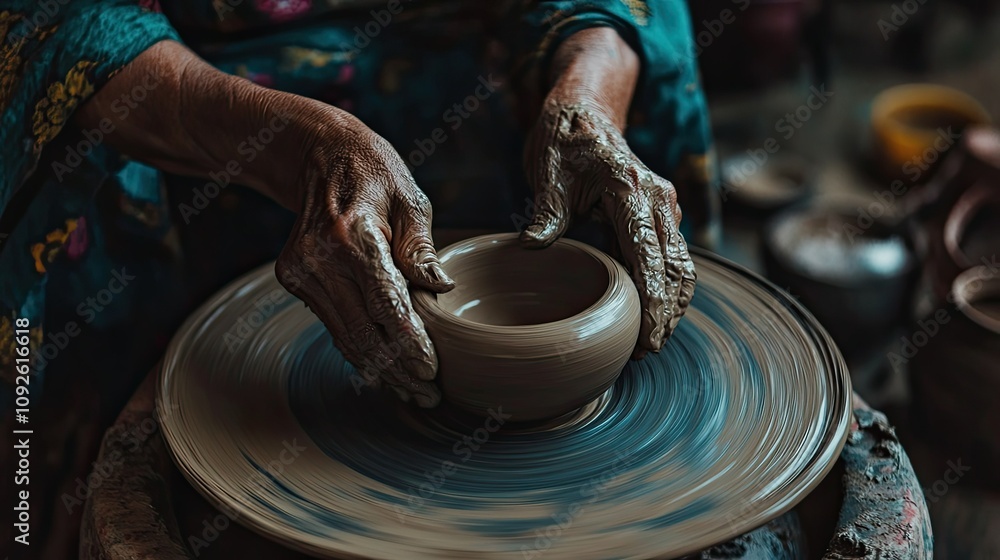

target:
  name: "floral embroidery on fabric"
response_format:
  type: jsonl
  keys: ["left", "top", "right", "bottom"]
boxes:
{"left": 620, "top": 0, "right": 650, "bottom": 25}
{"left": 234, "top": 64, "right": 275, "bottom": 87}
{"left": 30, "top": 218, "right": 79, "bottom": 273}
{"left": 31, "top": 60, "right": 98, "bottom": 153}
{"left": 2, "top": 11, "right": 60, "bottom": 111}
{"left": 254, "top": 0, "right": 313, "bottom": 22}
{"left": 0, "top": 315, "right": 42, "bottom": 383}
{"left": 0, "top": 48, "right": 23, "bottom": 112}
{"left": 1, "top": 12, "right": 27, "bottom": 111}
{"left": 64, "top": 215, "right": 89, "bottom": 261}
{"left": 138, "top": 0, "right": 163, "bottom": 12}
{"left": 280, "top": 47, "right": 344, "bottom": 73}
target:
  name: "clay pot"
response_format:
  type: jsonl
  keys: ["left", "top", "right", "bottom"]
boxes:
{"left": 412, "top": 233, "right": 640, "bottom": 422}
{"left": 909, "top": 265, "right": 1000, "bottom": 490}
{"left": 721, "top": 153, "right": 814, "bottom": 215}
{"left": 943, "top": 182, "right": 1000, "bottom": 276}
{"left": 915, "top": 126, "right": 1000, "bottom": 219}
{"left": 761, "top": 205, "right": 918, "bottom": 364}
{"left": 909, "top": 126, "right": 1000, "bottom": 302}
{"left": 871, "top": 84, "right": 991, "bottom": 182}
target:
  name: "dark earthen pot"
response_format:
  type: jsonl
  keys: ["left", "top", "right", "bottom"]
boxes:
{"left": 761, "top": 205, "right": 919, "bottom": 365}
{"left": 909, "top": 266, "right": 1000, "bottom": 491}
{"left": 911, "top": 126, "right": 1000, "bottom": 303}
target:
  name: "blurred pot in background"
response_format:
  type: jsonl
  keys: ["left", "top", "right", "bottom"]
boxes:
{"left": 721, "top": 153, "right": 814, "bottom": 216}
{"left": 909, "top": 265, "right": 1000, "bottom": 492}
{"left": 870, "top": 84, "right": 991, "bottom": 183}
{"left": 910, "top": 126, "right": 1000, "bottom": 302}
{"left": 762, "top": 204, "right": 918, "bottom": 365}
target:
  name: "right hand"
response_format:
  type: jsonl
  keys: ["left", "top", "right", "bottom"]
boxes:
{"left": 275, "top": 122, "right": 454, "bottom": 408}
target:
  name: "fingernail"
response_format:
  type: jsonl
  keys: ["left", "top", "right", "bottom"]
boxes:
{"left": 648, "top": 327, "right": 664, "bottom": 349}
{"left": 414, "top": 392, "right": 435, "bottom": 408}
{"left": 425, "top": 262, "right": 455, "bottom": 290}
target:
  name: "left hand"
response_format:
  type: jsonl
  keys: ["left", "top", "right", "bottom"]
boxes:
{"left": 520, "top": 98, "right": 696, "bottom": 356}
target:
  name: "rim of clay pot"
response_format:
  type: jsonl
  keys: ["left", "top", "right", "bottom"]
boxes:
{"left": 944, "top": 181, "right": 1000, "bottom": 270}
{"left": 952, "top": 265, "right": 1000, "bottom": 334}
{"left": 965, "top": 125, "right": 1000, "bottom": 169}
{"left": 872, "top": 83, "right": 991, "bottom": 140}
{"left": 413, "top": 233, "right": 633, "bottom": 335}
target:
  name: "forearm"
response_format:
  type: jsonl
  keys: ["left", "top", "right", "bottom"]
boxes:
{"left": 73, "top": 40, "right": 355, "bottom": 212}
{"left": 546, "top": 27, "right": 640, "bottom": 131}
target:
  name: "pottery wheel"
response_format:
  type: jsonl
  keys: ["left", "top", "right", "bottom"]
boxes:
{"left": 158, "top": 250, "right": 852, "bottom": 559}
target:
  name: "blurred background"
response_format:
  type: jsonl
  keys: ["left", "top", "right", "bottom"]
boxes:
{"left": 692, "top": 0, "right": 999, "bottom": 556}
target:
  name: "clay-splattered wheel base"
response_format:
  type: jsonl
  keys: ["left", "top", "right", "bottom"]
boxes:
{"left": 158, "top": 251, "right": 852, "bottom": 559}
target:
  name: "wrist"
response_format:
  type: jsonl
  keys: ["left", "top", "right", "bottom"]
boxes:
{"left": 244, "top": 89, "right": 362, "bottom": 213}
{"left": 546, "top": 27, "right": 639, "bottom": 131}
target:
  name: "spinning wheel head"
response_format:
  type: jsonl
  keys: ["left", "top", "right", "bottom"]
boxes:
{"left": 158, "top": 249, "right": 852, "bottom": 560}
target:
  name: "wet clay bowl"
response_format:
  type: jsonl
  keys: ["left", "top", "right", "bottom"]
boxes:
{"left": 412, "top": 233, "right": 641, "bottom": 422}
{"left": 871, "top": 84, "right": 991, "bottom": 181}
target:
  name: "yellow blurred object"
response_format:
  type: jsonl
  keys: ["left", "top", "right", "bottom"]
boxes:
{"left": 871, "top": 84, "right": 991, "bottom": 182}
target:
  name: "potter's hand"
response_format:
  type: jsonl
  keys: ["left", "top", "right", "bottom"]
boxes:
{"left": 74, "top": 41, "right": 452, "bottom": 406}
{"left": 520, "top": 29, "right": 696, "bottom": 354}
{"left": 75, "top": 41, "right": 453, "bottom": 407}
{"left": 275, "top": 129, "right": 455, "bottom": 408}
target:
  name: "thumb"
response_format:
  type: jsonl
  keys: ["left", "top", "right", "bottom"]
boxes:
{"left": 391, "top": 191, "right": 455, "bottom": 292}
{"left": 521, "top": 146, "right": 570, "bottom": 248}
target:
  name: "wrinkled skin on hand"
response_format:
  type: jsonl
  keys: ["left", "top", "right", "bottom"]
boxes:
{"left": 275, "top": 131, "right": 455, "bottom": 407}
{"left": 73, "top": 41, "right": 453, "bottom": 407}
{"left": 521, "top": 100, "right": 697, "bottom": 355}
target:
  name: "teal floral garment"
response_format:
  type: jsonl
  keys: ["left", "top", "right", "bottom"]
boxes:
{"left": 0, "top": 0, "right": 717, "bottom": 390}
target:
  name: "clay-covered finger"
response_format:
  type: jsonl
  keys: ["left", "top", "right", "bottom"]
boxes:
{"left": 521, "top": 115, "right": 571, "bottom": 247}
{"left": 651, "top": 180, "right": 696, "bottom": 341}
{"left": 348, "top": 216, "right": 439, "bottom": 382}
{"left": 391, "top": 186, "right": 455, "bottom": 292}
{"left": 344, "top": 317, "right": 440, "bottom": 408}
{"left": 279, "top": 219, "right": 439, "bottom": 404}
{"left": 602, "top": 184, "right": 669, "bottom": 352}
{"left": 277, "top": 256, "right": 380, "bottom": 382}
{"left": 384, "top": 374, "right": 441, "bottom": 408}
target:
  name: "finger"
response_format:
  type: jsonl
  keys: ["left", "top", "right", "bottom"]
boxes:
{"left": 281, "top": 264, "right": 381, "bottom": 389}
{"left": 349, "top": 216, "right": 440, "bottom": 383}
{"left": 602, "top": 183, "right": 669, "bottom": 352}
{"left": 278, "top": 234, "right": 440, "bottom": 407}
{"left": 651, "top": 180, "right": 697, "bottom": 341}
{"left": 521, "top": 123, "right": 571, "bottom": 248}
{"left": 341, "top": 309, "right": 442, "bottom": 409}
{"left": 391, "top": 186, "right": 455, "bottom": 293}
